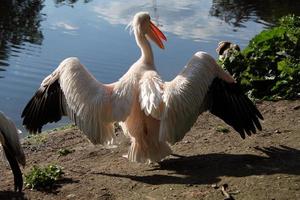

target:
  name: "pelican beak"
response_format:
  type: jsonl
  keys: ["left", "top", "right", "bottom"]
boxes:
{"left": 148, "top": 21, "right": 167, "bottom": 49}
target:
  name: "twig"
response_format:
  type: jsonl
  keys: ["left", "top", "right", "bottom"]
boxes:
{"left": 221, "top": 184, "right": 235, "bottom": 200}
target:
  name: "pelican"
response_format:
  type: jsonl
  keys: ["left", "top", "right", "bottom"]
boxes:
{"left": 22, "top": 12, "right": 263, "bottom": 163}
{"left": 0, "top": 112, "right": 26, "bottom": 192}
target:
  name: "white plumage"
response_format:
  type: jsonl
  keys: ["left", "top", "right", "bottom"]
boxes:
{"left": 160, "top": 52, "right": 228, "bottom": 143}
{"left": 22, "top": 12, "right": 262, "bottom": 164}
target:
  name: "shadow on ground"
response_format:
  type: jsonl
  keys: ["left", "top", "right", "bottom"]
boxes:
{"left": 0, "top": 191, "right": 26, "bottom": 200}
{"left": 0, "top": 177, "right": 78, "bottom": 199}
{"left": 99, "top": 145, "right": 300, "bottom": 185}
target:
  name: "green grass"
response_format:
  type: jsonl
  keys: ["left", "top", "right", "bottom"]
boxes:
{"left": 48, "top": 123, "right": 76, "bottom": 132}
{"left": 24, "top": 124, "right": 76, "bottom": 145}
{"left": 25, "top": 133, "right": 48, "bottom": 145}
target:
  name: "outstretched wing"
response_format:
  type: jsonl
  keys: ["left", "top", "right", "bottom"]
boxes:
{"left": 159, "top": 52, "right": 218, "bottom": 144}
{"left": 159, "top": 51, "right": 263, "bottom": 144}
{"left": 22, "top": 57, "right": 136, "bottom": 144}
{"left": 208, "top": 78, "right": 263, "bottom": 139}
{"left": 0, "top": 112, "right": 25, "bottom": 192}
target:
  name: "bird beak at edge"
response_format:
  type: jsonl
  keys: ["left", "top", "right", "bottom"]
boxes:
{"left": 148, "top": 21, "right": 167, "bottom": 49}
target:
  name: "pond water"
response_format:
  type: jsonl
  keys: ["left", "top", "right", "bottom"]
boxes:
{"left": 0, "top": 0, "right": 299, "bottom": 135}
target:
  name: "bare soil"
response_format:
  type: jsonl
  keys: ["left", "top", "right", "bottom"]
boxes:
{"left": 1, "top": 100, "right": 300, "bottom": 200}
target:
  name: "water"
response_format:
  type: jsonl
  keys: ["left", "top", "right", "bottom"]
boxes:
{"left": 0, "top": 0, "right": 299, "bottom": 135}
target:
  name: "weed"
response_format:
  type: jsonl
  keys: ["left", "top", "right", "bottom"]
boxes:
{"left": 24, "top": 164, "right": 64, "bottom": 189}
{"left": 58, "top": 148, "right": 74, "bottom": 156}
{"left": 216, "top": 126, "right": 230, "bottom": 133}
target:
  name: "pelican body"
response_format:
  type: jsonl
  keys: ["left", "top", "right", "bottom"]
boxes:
{"left": 22, "top": 12, "right": 263, "bottom": 163}
{"left": 0, "top": 112, "right": 25, "bottom": 192}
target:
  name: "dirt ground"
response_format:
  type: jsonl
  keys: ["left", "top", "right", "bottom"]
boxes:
{"left": 0, "top": 100, "right": 299, "bottom": 200}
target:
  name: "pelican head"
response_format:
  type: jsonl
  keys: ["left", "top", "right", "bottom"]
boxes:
{"left": 130, "top": 12, "right": 167, "bottom": 49}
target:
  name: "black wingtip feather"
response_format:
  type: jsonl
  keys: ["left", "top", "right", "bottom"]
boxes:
{"left": 209, "top": 78, "right": 263, "bottom": 139}
{"left": 22, "top": 79, "right": 64, "bottom": 133}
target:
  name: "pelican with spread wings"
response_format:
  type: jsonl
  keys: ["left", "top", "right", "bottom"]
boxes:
{"left": 22, "top": 12, "right": 263, "bottom": 163}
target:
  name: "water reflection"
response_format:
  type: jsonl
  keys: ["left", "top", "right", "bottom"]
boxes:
{"left": 210, "top": 0, "right": 300, "bottom": 27}
{"left": 91, "top": 0, "right": 265, "bottom": 43}
{"left": 92, "top": 0, "right": 223, "bottom": 41}
{"left": 92, "top": 0, "right": 300, "bottom": 42}
{"left": 0, "top": 0, "right": 299, "bottom": 132}
{"left": 0, "top": 0, "right": 44, "bottom": 69}
{"left": 54, "top": 0, "right": 93, "bottom": 7}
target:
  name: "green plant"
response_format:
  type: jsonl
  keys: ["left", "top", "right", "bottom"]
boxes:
{"left": 219, "top": 15, "right": 300, "bottom": 100}
{"left": 58, "top": 148, "right": 74, "bottom": 156}
{"left": 24, "top": 164, "right": 64, "bottom": 189}
{"left": 216, "top": 126, "right": 230, "bottom": 133}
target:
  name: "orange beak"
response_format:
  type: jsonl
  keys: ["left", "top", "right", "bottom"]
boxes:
{"left": 148, "top": 21, "right": 167, "bottom": 49}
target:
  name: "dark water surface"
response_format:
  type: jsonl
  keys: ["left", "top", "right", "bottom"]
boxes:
{"left": 0, "top": 0, "right": 299, "bottom": 135}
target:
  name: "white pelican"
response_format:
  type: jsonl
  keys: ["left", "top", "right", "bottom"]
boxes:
{"left": 22, "top": 12, "right": 263, "bottom": 163}
{"left": 0, "top": 112, "right": 26, "bottom": 192}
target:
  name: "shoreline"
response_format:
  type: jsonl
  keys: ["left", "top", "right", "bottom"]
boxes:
{"left": 1, "top": 100, "right": 300, "bottom": 200}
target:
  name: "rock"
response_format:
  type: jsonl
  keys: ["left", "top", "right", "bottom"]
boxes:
{"left": 66, "top": 194, "right": 76, "bottom": 199}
